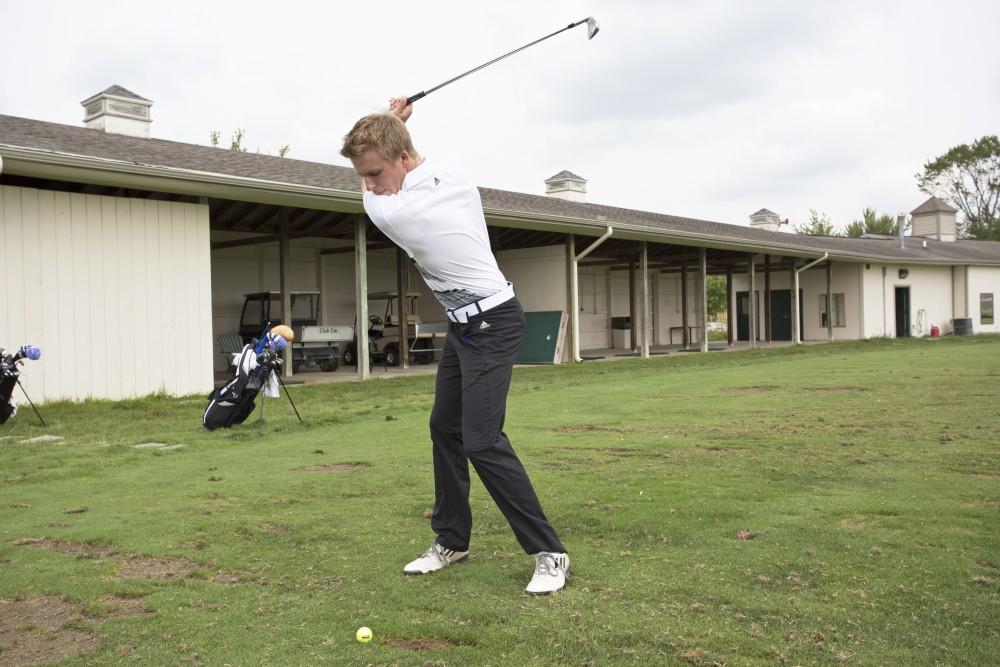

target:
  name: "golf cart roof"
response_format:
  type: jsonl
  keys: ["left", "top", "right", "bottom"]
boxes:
{"left": 243, "top": 290, "right": 321, "bottom": 298}
{"left": 368, "top": 291, "right": 423, "bottom": 300}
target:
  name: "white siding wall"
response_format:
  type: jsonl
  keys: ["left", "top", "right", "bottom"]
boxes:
{"left": 577, "top": 265, "right": 610, "bottom": 350}
{"left": 496, "top": 245, "right": 567, "bottom": 311}
{"left": 952, "top": 266, "right": 968, "bottom": 319}
{"left": 0, "top": 186, "right": 212, "bottom": 401}
{"left": 860, "top": 264, "right": 890, "bottom": 338}
{"left": 859, "top": 263, "right": 954, "bottom": 337}
{"left": 797, "top": 264, "right": 863, "bottom": 340}
{"left": 967, "top": 266, "right": 1000, "bottom": 334}
{"left": 902, "top": 265, "right": 954, "bottom": 336}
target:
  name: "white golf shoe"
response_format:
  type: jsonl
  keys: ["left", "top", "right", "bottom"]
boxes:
{"left": 525, "top": 552, "right": 570, "bottom": 595}
{"left": 403, "top": 542, "right": 468, "bottom": 575}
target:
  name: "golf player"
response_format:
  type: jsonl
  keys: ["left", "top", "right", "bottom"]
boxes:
{"left": 340, "top": 97, "right": 569, "bottom": 594}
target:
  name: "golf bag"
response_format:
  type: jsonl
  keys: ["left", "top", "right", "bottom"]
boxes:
{"left": 203, "top": 340, "right": 282, "bottom": 430}
{"left": 1, "top": 345, "right": 42, "bottom": 425}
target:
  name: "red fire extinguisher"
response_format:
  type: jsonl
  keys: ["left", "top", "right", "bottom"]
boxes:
{"left": 930, "top": 325, "right": 940, "bottom": 337}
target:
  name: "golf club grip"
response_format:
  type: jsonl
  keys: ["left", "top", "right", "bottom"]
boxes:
{"left": 406, "top": 91, "right": 426, "bottom": 105}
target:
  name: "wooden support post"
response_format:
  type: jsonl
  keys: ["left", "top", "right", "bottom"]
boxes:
{"left": 317, "top": 250, "right": 326, "bottom": 325}
{"left": 567, "top": 235, "right": 579, "bottom": 362}
{"left": 763, "top": 254, "right": 771, "bottom": 342}
{"left": 397, "top": 247, "right": 409, "bottom": 369}
{"left": 681, "top": 261, "right": 689, "bottom": 348}
{"left": 279, "top": 210, "right": 292, "bottom": 377}
{"left": 355, "top": 217, "right": 370, "bottom": 380}
{"left": 640, "top": 243, "right": 649, "bottom": 358}
{"left": 792, "top": 260, "right": 800, "bottom": 345}
{"left": 748, "top": 253, "right": 757, "bottom": 348}
{"left": 700, "top": 247, "right": 708, "bottom": 353}
{"left": 726, "top": 266, "right": 734, "bottom": 346}
{"left": 628, "top": 257, "right": 637, "bottom": 351}
{"left": 827, "top": 261, "right": 834, "bottom": 342}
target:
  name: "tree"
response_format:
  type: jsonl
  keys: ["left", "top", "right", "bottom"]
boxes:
{"left": 916, "top": 135, "right": 1000, "bottom": 240}
{"left": 210, "top": 129, "right": 290, "bottom": 157}
{"left": 706, "top": 275, "right": 727, "bottom": 319}
{"left": 795, "top": 210, "right": 839, "bottom": 236}
{"left": 844, "top": 207, "right": 905, "bottom": 238}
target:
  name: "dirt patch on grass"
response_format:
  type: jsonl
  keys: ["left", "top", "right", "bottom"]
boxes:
{"left": 115, "top": 555, "right": 199, "bottom": 580}
{"left": 956, "top": 469, "right": 1000, "bottom": 480}
{"left": 720, "top": 385, "right": 780, "bottom": 393}
{"left": 801, "top": 386, "right": 872, "bottom": 393}
{"left": 555, "top": 446, "right": 667, "bottom": 460}
{"left": 0, "top": 595, "right": 101, "bottom": 666}
{"left": 294, "top": 463, "right": 369, "bottom": 473}
{"left": 12, "top": 538, "right": 240, "bottom": 582}
{"left": 382, "top": 636, "right": 466, "bottom": 651}
{"left": 959, "top": 498, "right": 1000, "bottom": 508}
{"left": 259, "top": 523, "right": 287, "bottom": 534}
{"left": 12, "top": 538, "right": 114, "bottom": 558}
{"left": 600, "top": 447, "right": 673, "bottom": 462}
{"left": 100, "top": 593, "right": 151, "bottom": 618}
{"left": 552, "top": 424, "right": 627, "bottom": 435}
{"left": 696, "top": 445, "right": 742, "bottom": 455}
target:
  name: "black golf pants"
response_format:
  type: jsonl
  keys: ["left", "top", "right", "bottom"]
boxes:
{"left": 428, "top": 297, "right": 566, "bottom": 556}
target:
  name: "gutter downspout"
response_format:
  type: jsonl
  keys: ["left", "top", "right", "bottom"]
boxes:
{"left": 571, "top": 226, "right": 613, "bottom": 362}
{"left": 882, "top": 266, "right": 887, "bottom": 336}
{"left": 794, "top": 252, "right": 829, "bottom": 345}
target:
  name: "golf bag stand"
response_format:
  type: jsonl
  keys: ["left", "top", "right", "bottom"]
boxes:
{"left": 202, "top": 324, "right": 302, "bottom": 430}
{"left": 0, "top": 345, "right": 45, "bottom": 426}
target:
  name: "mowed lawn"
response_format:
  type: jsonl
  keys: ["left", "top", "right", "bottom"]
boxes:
{"left": 1, "top": 336, "right": 998, "bottom": 666}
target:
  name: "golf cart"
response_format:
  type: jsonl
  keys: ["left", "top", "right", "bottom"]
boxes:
{"left": 238, "top": 291, "right": 353, "bottom": 373}
{"left": 341, "top": 291, "right": 447, "bottom": 367}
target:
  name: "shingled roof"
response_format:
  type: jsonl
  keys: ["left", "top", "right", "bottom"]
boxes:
{"left": 545, "top": 170, "right": 587, "bottom": 182}
{"left": 94, "top": 85, "right": 151, "bottom": 102}
{"left": 911, "top": 196, "right": 957, "bottom": 215}
{"left": 3, "top": 113, "right": 999, "bottom": 265}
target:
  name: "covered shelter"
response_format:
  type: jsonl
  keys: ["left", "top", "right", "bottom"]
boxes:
{"left": 2, "top": 89, "right": 999, "bottom": 402}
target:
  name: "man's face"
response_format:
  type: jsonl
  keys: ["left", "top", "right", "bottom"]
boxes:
{"left": 352, "top": 149, "right": 412, "bottom": 196}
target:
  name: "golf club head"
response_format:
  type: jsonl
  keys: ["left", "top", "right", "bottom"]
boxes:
{"left": 587, "top": 17, "right": 600, "bottom": 39}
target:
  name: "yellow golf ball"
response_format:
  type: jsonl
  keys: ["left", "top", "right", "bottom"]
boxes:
{"left": 356, "top": 626, "right": 373, "bottom": 643}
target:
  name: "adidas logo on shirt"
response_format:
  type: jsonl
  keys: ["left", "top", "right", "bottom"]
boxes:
{"left": 434, "top": 177, "right": 440, "bottom": 186}
{"left": 480, "top": 321, "right": 490, "bottom": 330}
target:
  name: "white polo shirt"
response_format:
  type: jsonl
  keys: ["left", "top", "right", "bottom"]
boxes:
{"left": 362, "top": 156, "right": 509, "bottom": 310}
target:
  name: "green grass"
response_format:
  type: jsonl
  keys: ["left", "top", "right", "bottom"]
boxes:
{"left": 2, "top": 336, "right": 999, "bottom": 666}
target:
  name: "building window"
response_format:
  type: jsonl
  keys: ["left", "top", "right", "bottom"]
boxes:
{"left": 982, "top": 293, "right": 995, "bottom": 325}
{"left": 819, "top": 293, "right": 846, "bottom": 328}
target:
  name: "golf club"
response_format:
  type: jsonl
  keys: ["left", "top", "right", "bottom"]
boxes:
{"left": 406, "top": 16, "right": 599, "bottom": 105}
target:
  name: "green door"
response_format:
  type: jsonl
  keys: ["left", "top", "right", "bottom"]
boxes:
{"left": 895, "top": 287, "right": 910, "bottom": 337}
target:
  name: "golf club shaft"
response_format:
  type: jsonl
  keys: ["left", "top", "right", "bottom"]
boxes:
{"left": 407, "top": 18, "right": 592, "bottom": 105}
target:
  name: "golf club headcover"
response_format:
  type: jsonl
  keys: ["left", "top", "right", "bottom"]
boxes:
{"left": 266, "top": 332, "right": 288, "bottom": 352}
{"left": 20, "top": 345, "right": 41, "bottom": 361}
{"left": 270, "top": 325, "right": 294, "bottom": 342}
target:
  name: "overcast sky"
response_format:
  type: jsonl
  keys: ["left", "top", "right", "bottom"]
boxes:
{"left": 3, "top": 0, "right": 998, "bottom": 231}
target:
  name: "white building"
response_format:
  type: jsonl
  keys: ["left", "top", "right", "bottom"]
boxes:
{"left": 2, "top": 86, "right": 999, "bottom": 402}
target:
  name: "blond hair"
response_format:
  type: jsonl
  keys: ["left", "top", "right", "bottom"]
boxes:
{"left": 340, "top": 113, "right": 416, "bottom": 162}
